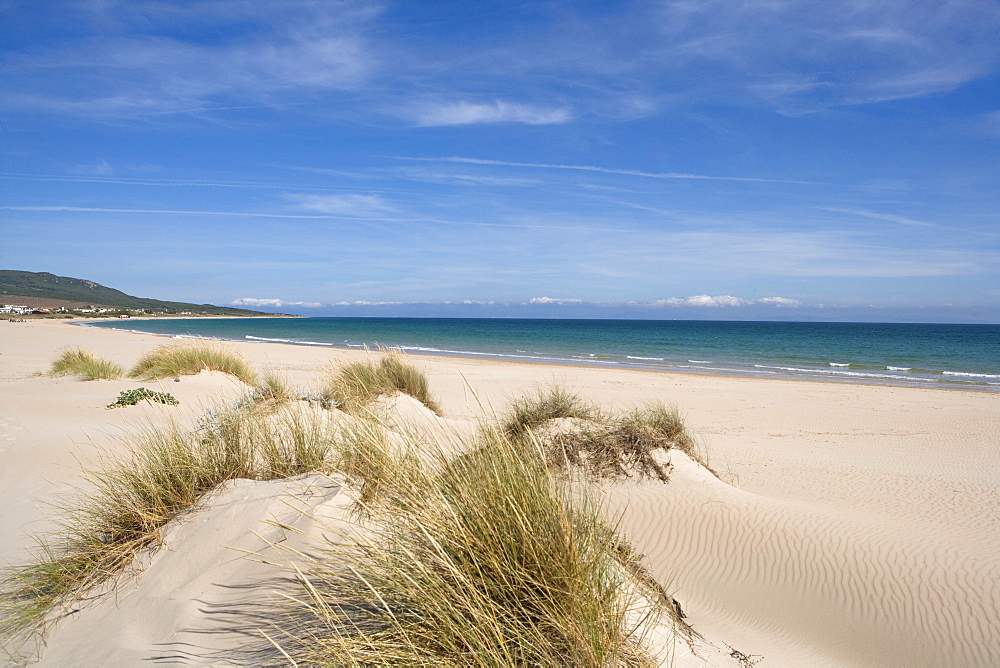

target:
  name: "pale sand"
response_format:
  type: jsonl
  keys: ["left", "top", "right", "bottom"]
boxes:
{"left": 1, "top": 319, "right": 998, "bottom": 665}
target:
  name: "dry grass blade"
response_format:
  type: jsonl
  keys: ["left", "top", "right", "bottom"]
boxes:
{"left": 49, "top": 347, "right": 123, "bottom": 381}
{"left": 128, "top": 342, "right": 258, "bottom": 385}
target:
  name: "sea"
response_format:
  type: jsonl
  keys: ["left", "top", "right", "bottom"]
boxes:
{"left": 85, "top": 318, "right": 1000, "bottom": 391}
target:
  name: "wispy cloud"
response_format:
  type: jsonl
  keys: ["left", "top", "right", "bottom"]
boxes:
{"left": 398, "top": 156, "right": 827, "bottom": 186}
{"left": 231, "top": 297, "right": 322, "bottom": 308}
{"left": 413, "top": 101, "right": 571, "bottom": 126}
{"left": 654, "top": 0, "right": 1000, "bottom": 111}
{"left": 288, "top": 193, "right": 394, "bottom": 216}
{"left": 2, "top": 2, "right": 378, "bottom": 118}
{"left": 1, "top": 205, "right": 336, "bottom": 219}
{"left": 821, "top": 207, "right": 935, "bottom": 228}
{"left": 68, "top": 160, "right": 113, "bottom": 176}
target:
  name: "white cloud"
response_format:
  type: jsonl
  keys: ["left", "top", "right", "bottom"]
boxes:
{"left": 655, "top": 0, "right": 1000, "bottom": 110}
{"left": 651, "top": 295, "right": 801, "bottom": 308}
{"left": 231, "top": 298, "right": 322, "bottom": 308}
{"left": 755, "top": 297, "right": 801, "bottom": 307}
{"left": 331, "top": 300, "right": 403, "bottom": 306}
{"left": 415, "top": 100, "right": 572, "bottom": 126}
{"left": 529, "top": 296, "right": 583, "bottom": 304}
{"left": 3, "top": 3, "right": 376, "bottom": 118}
{"left": 288, "top": 193, "right": 393, "bottom": 215}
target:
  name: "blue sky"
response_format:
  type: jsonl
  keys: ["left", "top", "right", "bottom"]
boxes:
{"left": 2, "top": 0, "right": 998, "bottom": 322}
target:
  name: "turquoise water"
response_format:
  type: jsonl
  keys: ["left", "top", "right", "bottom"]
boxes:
{"left": 87, "top": 318, "right": 1000, "bottom": 391}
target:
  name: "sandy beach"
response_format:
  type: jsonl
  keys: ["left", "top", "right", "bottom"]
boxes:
{"left": 2, "top": 319, "right": 999, "bottom": 666}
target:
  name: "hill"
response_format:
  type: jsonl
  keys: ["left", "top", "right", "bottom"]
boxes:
{"left": 0, "top": 270, "right": 279, "bottom": 316}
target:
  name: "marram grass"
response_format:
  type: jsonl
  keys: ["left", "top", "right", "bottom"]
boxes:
{"left": 128, "top": 342, "right": 258, "bottom": 385}
{"left": 501, "top": 387, "right": 711, "bottom": 479}
{"left": 322, "top": 353, "right": 442, "bottom": 415}
{"left": 500, "top": 383, "right": 600, "bottom": 438}
{"left": 3, "top": 379, "right": 692, "bottom": 664}
{"left": 275, "top": 425, "right": 671, "bottom": 666}
{"left": 49, "top": 347, "right": 123, "bottom": 381}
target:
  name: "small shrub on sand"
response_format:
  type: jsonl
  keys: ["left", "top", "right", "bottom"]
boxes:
{"left": 49, "top": 347, "right": 123, "bottom": 381}
{"left": 106, "top": 388, "right": 179, "bottom": 409}
{"left": 128, "top": 342, "right": 258, "bottom": 385}
{"left": 0, "top": 405, "right": 335, "bottom": 641}
{"left": 322, "top": 354, "right": 441, "bottom": 416}
{"left": 278, "top": 426, "right": 671, "bottom": 665}
{"left": 500, "top": 385, "right": 600, "bottom": 438}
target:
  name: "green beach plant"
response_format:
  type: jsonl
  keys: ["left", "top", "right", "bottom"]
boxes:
{"left": 276, "top": 425, "right": 672, "bottom": 665}
{"left": 106, "top": 387, "right": 179, "bottom": 409}
{"left": 0, "top": 404, "right": 336, "bottom": 642}
{"left": 128, "top": 342, "right": 258, "bottom": 385}
{"left": 322, "top": 354, "right": 441, "bottom": 416}
{"left": 49, "top": 347, "right": 123, "bottom": 381}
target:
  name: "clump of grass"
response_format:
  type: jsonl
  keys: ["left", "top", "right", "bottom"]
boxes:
{"left": 501, "top": 390, "right": 709, "bottom": 481}
{"left": 128, "top": 342, "right": 258, "bottom": 385}
{"left": 500, "top": 385, "right": 600, "bottom": 439}
{"left": 0, "top": 404, "right": 336, "bottom": 642}
{"left": 279, "top": 426, "right": 671, "bottom": 665}
{"left": 322, "top": 354, "right": 441, "bottom": 416}
{"left": 49, "top": 347, "right": 123, "bottom": 381}
{"left": 240, "top": 369, "right": 297, "bottom": 414}
{"left": 618, "top": 403, "right": 699, "bottom": 460}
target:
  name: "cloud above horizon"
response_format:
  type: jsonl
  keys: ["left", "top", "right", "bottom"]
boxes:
{"left": 529, "top": 296, "right": 583, "bottom": 304}
{"left": 231, "top": 298, "right": 323, "bottom": 308}
{"left": 650, "top": 295, "right": 802, "bottom": 308}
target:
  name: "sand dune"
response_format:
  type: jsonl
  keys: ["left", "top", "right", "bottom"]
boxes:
{"left": 2, "top": 319, "right": 999, "bottom": 665}
{"left": 606, "top": 452, "right": 1000, "bottom": 666}
{"left": 32, "top": 474, "right": 347, "bottom": 666}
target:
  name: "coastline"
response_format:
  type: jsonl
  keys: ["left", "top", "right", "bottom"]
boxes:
{"left": 2, "top": 319, "right": 999, "bottom": 665}
{"left": 77, "top": 315, "right": 1000, "bottom": 393}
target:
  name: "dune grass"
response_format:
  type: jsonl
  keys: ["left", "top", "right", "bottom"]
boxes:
{"left": 128, "top": 342, "right": 258, "bottom": 385}
{"left": 322, "top": 354, "right": 441, "bottom": 416}
{"left": 0, "top": 404, "right": 336, "bottom": 641}
{"left": 278, "top": 424, "right": 670, "bottom": 665}
{"left": 3, "top": 372, "right": 691, "bottom": 663}
{"left": 500, "top": 384, "right": 600, "bottom": 439}
{"left": 501, "top": 388, "right": 709, "bottom": 481}
{"left": 240, "top": 369, "right": 298, "bottom": 414}
{"left": 49, "top": 347, "right": 123, "bottom": 381}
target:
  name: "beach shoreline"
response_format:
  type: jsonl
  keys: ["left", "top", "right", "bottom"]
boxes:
{"left": 2, "top": 318, "right": 999, "bottom": 665}
{"left": 73, "top": 316, "right": 1000, "bottom": 393}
